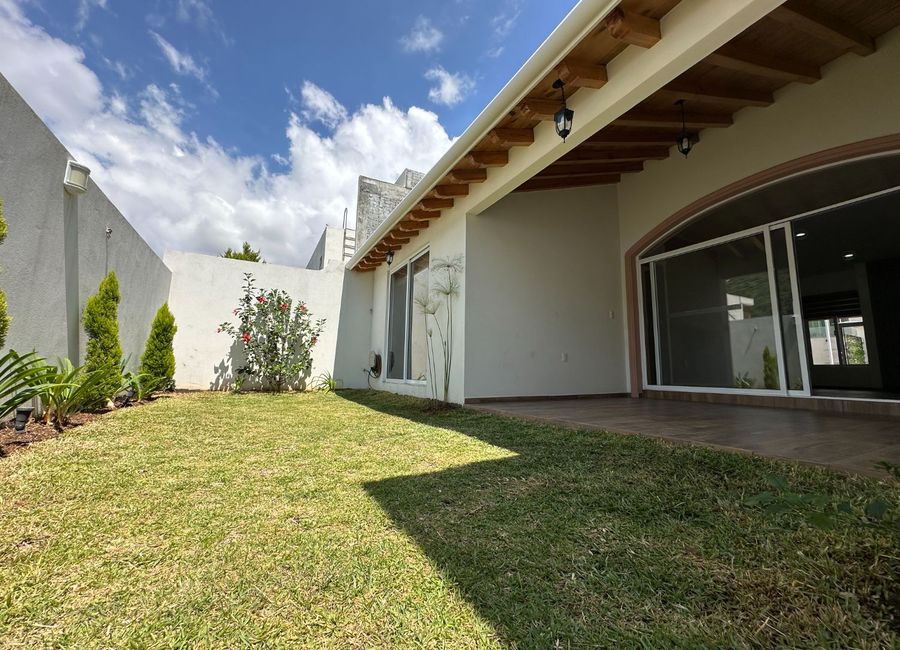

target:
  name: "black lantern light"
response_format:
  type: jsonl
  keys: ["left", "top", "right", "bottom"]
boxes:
{"left": 386, "top": 249, "right": 394, "bottom": 265}
{"left": 675, "top": 99, "right": 695, "bottom": 157}
{"left": 552, "top": 79, "right": 574, "bottom": 142}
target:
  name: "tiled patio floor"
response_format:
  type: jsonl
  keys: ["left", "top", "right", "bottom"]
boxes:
{"left": 471, "top": 397, "right": 900, "bottom": 476}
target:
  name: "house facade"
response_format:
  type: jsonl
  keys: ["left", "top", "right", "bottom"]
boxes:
{"left": 349, "top": 0, "right": 900, "bottom": 414}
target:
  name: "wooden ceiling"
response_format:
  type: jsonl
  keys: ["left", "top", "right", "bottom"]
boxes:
{"left": 354, "top": 0, "right": 900, "bottom": 271}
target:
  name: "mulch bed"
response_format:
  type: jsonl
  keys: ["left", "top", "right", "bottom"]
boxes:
{"left": 0, "top": 412, "right": 97, "bottom": 458}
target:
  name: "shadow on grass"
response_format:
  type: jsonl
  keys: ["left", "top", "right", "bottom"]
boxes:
{"left": 341, "top": 390, "right": 897, "bottom": 648}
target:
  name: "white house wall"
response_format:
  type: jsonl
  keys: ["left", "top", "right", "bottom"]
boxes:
{"left": 165, "top": 251, "right": 372, "bottom": 391}
{"left": 366, "top": 205, "right": 466, "bottom": 403}
{"left": 615, "top": 25, "right": 900, "bottom": 389}
{"left": 465, "top": 185, "right": 625, "bottom": 399}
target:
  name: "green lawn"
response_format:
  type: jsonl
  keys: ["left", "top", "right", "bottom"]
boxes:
{"left": 0, "top": 391, "right": 896, "bottom": 648}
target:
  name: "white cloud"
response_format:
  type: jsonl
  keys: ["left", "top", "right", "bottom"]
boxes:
{"left": 400, "top": 16, "right": 443, "bottom": 53}
{"left": 0, "top": 0, "right": 454, "bottom": 265}
{"left": 149, "top": 31, "right": 207, "bottom": 81}
{"left": 76, "top": 0, "right": 107, "bottom": 32}
{"left": 175, "top": 0, "right": 231, "bottom": 44}
{"left": 491, "top": 1, "right": 521, "bottom": 39}
{"left": 425, "top": 66, "right": 475, "bottom": 107}
{"left": 299, "top": 81, "right": 348, "bottom": 129}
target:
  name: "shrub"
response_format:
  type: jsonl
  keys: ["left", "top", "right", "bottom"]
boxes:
{"left": 0, "top": 350, "right": 52, "bottom": 420}
{"left": 83, "top": 272, "right": 123, "bottom": 405}
{"left": 140, "top": 303, "right": 177, "bottom": 388}
{"left": 219, "top": 273, "right": 324, "bottom": 392}
{"left": 37, "top": 358, "right": 114, "bottom": 428}
{"left": 0, "top": 197, "right": 10, "bottom": 350}
{"left": 123, "top": 371, "right": 167, "bottom": 403}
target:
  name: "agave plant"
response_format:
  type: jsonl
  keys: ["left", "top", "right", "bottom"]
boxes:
{"left": 312, "top": 370, "right": 338, "bottom": 393}
{"left": 38, "top": 359, "right": 110, "bottom": 428}
{"left": 0, "top": 350, "right": 53, "bottom": 421}
{"left": 123, "top": 371, "right": 167, "bottom": 403}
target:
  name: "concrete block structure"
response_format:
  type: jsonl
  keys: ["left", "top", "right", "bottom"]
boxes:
{"left": 355, "top": 169, "right": 423, "bottom": 249}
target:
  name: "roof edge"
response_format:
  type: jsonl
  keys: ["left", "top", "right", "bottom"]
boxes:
{"left": 346, "top": 0, "right": 623, "bottom": 270}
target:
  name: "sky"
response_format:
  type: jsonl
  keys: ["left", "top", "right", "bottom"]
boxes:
{"left": 0, "top": 0, "right": 578, "bottom": 265}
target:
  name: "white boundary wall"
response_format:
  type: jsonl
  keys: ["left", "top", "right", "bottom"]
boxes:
{"left": 165, "top": 251, "right": 372, "bottom": 390}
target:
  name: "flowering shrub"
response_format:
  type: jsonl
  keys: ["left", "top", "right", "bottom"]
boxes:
{"left": 219, "top": 273, "right": 324, "bottom": 392}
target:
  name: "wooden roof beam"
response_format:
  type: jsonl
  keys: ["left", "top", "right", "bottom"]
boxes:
{"left": 614, "top": 110, "right": 732, "bottom": 129}
{"left": 706, "top": 44, "right": 821, "bottom": 84}
{"left": 446, "top": 168, "right": 488, "bottom": 184}
{"left": 516, "top": 174, "right": 621, "bottom": 193}
{"left": 432, "top": 184, "right": 469, "bottom": 198}
{"left": 398, "top": 218, "right": 428, "bottom": 232}
{"left": 558, "top": 147, "right": 670, "bottom": 163}
{"left": 558, "top": 60, "right": 608, "bottom": 89}
{"left": 406, "top": 209, "right": 442, "bottom": 221}
{"left": 466, "top": 150, "right": 509, "bottom": 168}
{"left": 585, "top": 128, "right": 685, "bottom": 146}
{"left": 656, "top": 81, "right": 773, "bottom": 107}
{"left": 604, "top": 8, "right": 661, "bottom": 49}
{"left": 416, "top": 198, "right": 454, "bottom": 211}
{"left": 487, "top": 128, "right": 535, "bottom": 147}
{"left": 537, "top": 161, "right": 644, "bottom": 178}
{"left": 769, "top": 0, "right": 874, "bottom": 56}
{"left": 517, "top": 98, "right": 560, "bottom": 120}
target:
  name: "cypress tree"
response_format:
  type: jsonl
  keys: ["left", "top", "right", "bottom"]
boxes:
{"left": 0, "top": 197, "right": 9, "bottom": 350}
{"left": 140, "top": 303, "right": 177, "bottom": 388}
{"left": 83, "top": 272, "right": 123, "bottom": 404}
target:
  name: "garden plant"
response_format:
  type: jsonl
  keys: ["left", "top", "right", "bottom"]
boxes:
{"left": 140, "top": 303, "right": 177, "bottom": 389}
{"left": 82, "top": 272, "right": 123, "bottom": 406}
{"left": 219, "top": 273, "right": 324, "bottom": 392}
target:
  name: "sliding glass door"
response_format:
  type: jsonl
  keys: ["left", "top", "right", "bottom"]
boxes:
{"left": 642, "top": 224, "right": 807, "bottom": 395}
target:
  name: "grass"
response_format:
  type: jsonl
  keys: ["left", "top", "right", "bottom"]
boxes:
{"left": 0, "top": 391, "right": 896, "bottom": 648}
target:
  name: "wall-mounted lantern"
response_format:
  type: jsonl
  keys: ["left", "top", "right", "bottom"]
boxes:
{"left": 64, "top": 160, "right": 91, "bottom": 194}
{"left": 386, "top": 249, "right": 394, "bottom": 266}
{"left": 675, "top": 99, "right": 695, "bottom": 157}
{"left": 552, "top": 79, "right": 574, "bottom": 142}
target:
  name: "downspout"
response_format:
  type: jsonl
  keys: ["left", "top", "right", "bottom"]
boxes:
{"left": 346, "top": 0, "right": 623, "bottom": 269}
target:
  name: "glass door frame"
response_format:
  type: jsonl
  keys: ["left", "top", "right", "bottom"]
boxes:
{"left": 639, "top": 222, "right": 808, "bottom": 397}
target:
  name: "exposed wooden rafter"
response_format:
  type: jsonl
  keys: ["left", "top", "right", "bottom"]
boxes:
{"left": 517, "top": 98, "right": 561, "bottom": 120}
{"left": 557, "top": 60, "right": 608, "bottom": 89}
{"left": 466, "top": 151, "right": 509, "bottom": 167}
{"left": 706, "top": 44, "right": 821, "bottom": 83}
{"left": 487, "top": 128, "right": 535, "bottom": 147}
{"left": 537, "top": 161, "right": 644, "bottom": 178}
{"left": 557, "top": 147, "right": 670, "bottom": 163}
{"left": 614, "top": 110, "right": 732, "bottom": 129}
{"left": 604, "top": 8, "right": 661, "bottom": 49}
{"left": 406, "top": 209, "right": 442, "bottom": 221}
{"left": 416, "top": 198, "right": 454, "bottom": 211}
{"left": 516, "top": 174, "right": 621, "bottom": 193}
{"left": 446, "top": 168, "right": 488, "bottom": 183}
{"left": 432, "top": 184, "right": 469, "bottom": 198}
{"left": 585, "top": 128, "right": 684, "bottom": 146}
{"left": 769, "top": 0, "right": 875, "bottom": 56}
{"left": 656, "top": 81, "right": 773, "bottom": 107}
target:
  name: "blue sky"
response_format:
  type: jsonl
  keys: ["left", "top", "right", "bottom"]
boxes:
{"left": 0, "top": 0, "right": 577, "bottom": 263}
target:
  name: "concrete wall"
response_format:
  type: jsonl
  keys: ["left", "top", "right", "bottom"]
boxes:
{"left": 355, "top": 170, "right": 423, "bottom": 250}
{"left": 367, "top": 203, "right": 466, "bottom": 403}
{"left": 0, "top": 73, "right": 171, "bottom": 367}
{"left": 465, "top": 186, "right": 626, "bottom": 399}
{"left": 306, "top": 226, "right": 353, "bottom": 270}
{"left": 165, "top": 251, "right": 372, "bottom": 390}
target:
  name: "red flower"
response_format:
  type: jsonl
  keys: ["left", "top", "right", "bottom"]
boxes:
{"left": 299, "top": 304, "right": 307, "bottom": 313}
{"left": 280, "top": 303, "right": 287, "bottom": 311}
{"left": 257, "top": 295, "right": 267, "bottom": 303}
{"left": 242, "top": 332, "right": 251, "bottom": 343}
